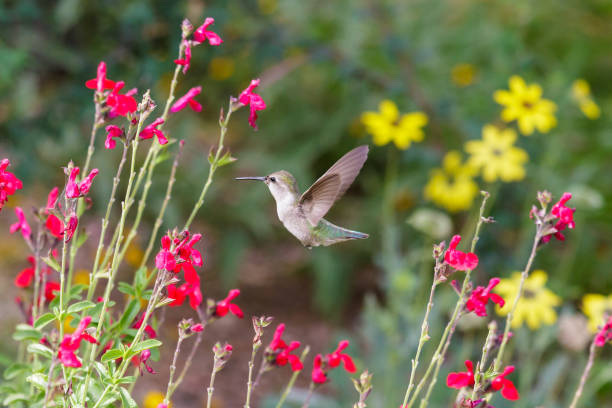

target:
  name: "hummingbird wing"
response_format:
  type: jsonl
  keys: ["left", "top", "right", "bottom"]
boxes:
{"left": 299, "top": 173, "right": 341, "bottom": 226}
{"left": 299, "top": 145, "right": 369, "bottom": 225}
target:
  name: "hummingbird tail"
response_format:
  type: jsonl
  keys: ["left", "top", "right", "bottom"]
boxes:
{"left": 342, "top": 229, "right": 369, "bottom": 240}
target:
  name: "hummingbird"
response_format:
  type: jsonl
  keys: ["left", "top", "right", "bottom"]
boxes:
{"left": 236, "top": 145, "right": 370, "bottom": 248}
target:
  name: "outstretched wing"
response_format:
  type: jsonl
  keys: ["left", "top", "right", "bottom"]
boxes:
{"left": 299, "top": 173, "right": 341, "bottom": 226}
{"left": 299, "top": 145, "right": 369, "bottom": 225}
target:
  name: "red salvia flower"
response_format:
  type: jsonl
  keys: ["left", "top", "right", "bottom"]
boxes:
{"left": 542, "top": 192, "right": 575, "bottom": 244}
{"left": 239, "top": 78, "right": 267, "bottom": 129}
{"left": 267, "top": 324, "right": 303, "bottom": 371}
{"left": 105, "top": 125, "right": 124, "bottom": 149}
{"left": 445, "top": 235, "right": 478, "bottom": 271}
{"left": 490, "top": 365, "right": 519, "bottom": 400}
{"left": 465, "top": 278, "right": 505, "bottom": 317}
{"left": 214, "top": 289, "right": 243, "bottom": 318}
{"left": 139, "top": 117, "right": 167, "bottom": 145}
{"left": 10, "top": 207, "right": 31, "bottom": 241}
{"left": 14, "top": 256, "right": 36, "bottom": 288}
{"left": 447, "top": 360, "right": 475, "bottom": 388}
{"left": 46, "top": 214, "right": 64, "bottom": 238}
{"left": 327, "top": 340, "right": 356, "bottom": 372}
{"left": 46, "top": 187, "right": 59, "bottom": 212}
{"left": 131, "top": 349, "right": 155, "bottom": 374}
{"left": 312, "top": 354, "right": 327, "bottom": 384}
{"left": 193, "top": 17, "right": 223, "bottom": 46}
{"left": 44, "top": 281, "right": 61, "bottom": 302}
{"left": 170, "top": 86, "right": 202, "bottom": 113}
{"left": 106, "top": 81, "right": 138, "bottom": 118}
{"left": 167, "top": 282, "right": 202, "bottom": 310}
{"left": 132, "top": 313, "right": 157, "bottom": 339}
{"left": 174, "top": 40, "right": 192, "bottom": 74}
{"left": 595, "top": 316, "right": 612, "bottom": 347}
{"left": 191, "top": 323, "right": 204, "bottom": 332}
{"left": 85, "top": 61, "right": 116, "bottom": 91}
{"left": 64, "top": 213, "right": 78, "bottom": 243}
{"left": 0, "top": 158, "right": 23, "bottom": 212}
{"left": 66, "top": 167, "right": 99, "bottom": 198}
{"left": 57, "top": 316, "right": 98, "bottom": 367}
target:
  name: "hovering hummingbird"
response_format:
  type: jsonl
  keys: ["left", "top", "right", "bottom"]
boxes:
{"left": 236, "top": 145, "right": 370, "bottom": 248}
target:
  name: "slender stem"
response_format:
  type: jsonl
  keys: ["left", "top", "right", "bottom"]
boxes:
{"left": 184, "top": 99, "right": 234, "bottom": 230}
{"left": 163, "top": 334, "right": 186, "bottom": 405}
{"left": 206, "top": 362, "right": 218, "bottom": 408}
{"left": 244, "top": 339, "right": 261, "bottom": 408}
{"left": 301, "top": 383, "right": 316, "bottom": 408}
{"left": 401, "top": 279, "right": 439, "bottom": 406}
{"left": 276, "top": 346, "right": 310, "bottom": 408}
{"left": 31, "top": 230, "right": 43, "bottom": 321}
{"left": 568, "top": 337, "right": 598, "bottom": 408}
{"left": 470, "top": 322, "right": 497, "bottom": 401}
{"left": 492, "top": 229, "right": 541, "bottom": 372}
{"left": 82, "top": 101, "right": 102, "bottom": 180}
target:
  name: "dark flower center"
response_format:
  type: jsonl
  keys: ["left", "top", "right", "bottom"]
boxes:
{"left": 523, "top": 288, "right": 536, "bottom": 298}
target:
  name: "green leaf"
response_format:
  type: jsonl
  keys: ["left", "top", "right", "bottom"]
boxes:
{"left": 101, "top": 348, "right": 124, "bottom": 362}
{"left": 118, "top": 386, "right": 138, "bottom": 408}
{"left": 26, "top": 373, "right": 47, "bottom": 390}
{"left": 117, "top": 282, "right": 136, "bottom": 296}
{"left": 130, "top": 339, "right": 162, "bottom": 354}
{"left": 75, "top": 230, "right": 89, "bottom": 249}
{"left": 67, "top": 300, "right": 95, "bottom": 314}
{"left": 27, "top": 343, "right": 53, "bottom": 359}
{"left": 2, "top": 393, "right": 28, "bottom": 405}
{"left": 115, "top": 298, "right": 140, "bottom": 333}
{"left": 133, "top": 267, "right": 148, "bottom": 292}
{"left": 34, "top": 313, "right": 56, "bottom": 330}
{"left": 115, "top": 376, "right": 136, "bottom": 384}
{"left": 216, "top": 150, "right": 237, "bottom": 168}
{"left": 13, "top": 324, "right": 42, "bottom": 341}
{"left": 3, "top": 363, "right": 30, "bottom": 380}
{"left": 93, "top": 362, "right": 109, "bottom": 379}
{"left": 41, "top": 256, "right": 60, "bottom": 272}
{"left": 69, "top": 284, "right": 88, "bottom": 299}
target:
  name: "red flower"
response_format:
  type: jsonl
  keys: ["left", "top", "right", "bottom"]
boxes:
{"left": 66, "top": 167, "right": 99, "bottom": 198}
{"left": 85, "top": 61, "right": 116, "bottom": 92}
{"left": 57, "top": 316, "right": 98, "bottom": 367}
{"left": 10, "top": 207, "right": 31, "bottom": 241}
{"left": 132, "top": 313, "right": 157, "bottom": 339}
{"left": 174, "top": 40, "right": 192, "bottom": 74}
{"left": 106, "top": 81, "right": 138, "bottom": 118}
{"left": 267, "top": 324, "right": 303, "bottom": 371}
{"left": 595, "top": 316, "right": 612, "bottom": 347}
{"left": 0, "top": 158, "right": 23, "bottom": 212}
{"left": 465, "top": 278, "right": 505, "bottom": 317}
{"left": 46, "top": 187, "right": 59, "bottom": 212}
{"left": 327, "top": 340, "right": 356, "bottom": 373}
{"left": 46, "top": 214, "right": 64, "bottom": 238}
{"left": 105, "top": 125, "right": 124, "bottom": 149}
{"left": 131, "top": 349, "right": 155, "bottom": 374}
{"left": 193, "top": 18, "right": 223, "bottom": 46}
{"left": 447, "top": 360, "right": 475, "bottom": 389}
{"left": 490, "top": 366, "right": 519, "bottom": 400}
{"left": 445, "top": 235, "right": 478, "bottom": 271}
{"left": 139, "top": 117, "right": 167, "bottom": 145}
{"left": 15, "top": 256, "right": 36, "bottom": 288}
{"left": 214, "top": 289, "right": 243, "bottom": 318}
{"left": 44, "top": 281, "right": 61, "bottom": 302}
{"left": 64, "top": 214, "right": 78, "bottom": 243}
{"left": 312, "top": 354, "right": 327, "bottom": 384}
{"left": 167, "top": 282, "right": 202, "bottom": 310}
{"left": 239, "top": 79, "right": 267, "bottom": 129}
{"left": 170, "top": 86, "right": 202, "bottom": 113}
{"left": 191, "top": 323, "right": 204, "bottom": 332}
{"left": 542, "top": 193, "right": 575, "bottom": 244}
{"left": 155, "top": 232, "right": 203, "bottom": 275}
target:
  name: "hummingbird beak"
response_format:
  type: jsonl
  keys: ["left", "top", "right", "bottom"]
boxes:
{"left": 235, "top": 176, "right": 267, "bottom": 181}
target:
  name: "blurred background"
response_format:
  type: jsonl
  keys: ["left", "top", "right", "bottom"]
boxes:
{"left": 1, "top": 0, "right": 612, "bottom": 407}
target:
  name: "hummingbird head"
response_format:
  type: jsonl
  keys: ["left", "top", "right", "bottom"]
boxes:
{"left": 235, "top": 170, "right": 299, "bottom": 202}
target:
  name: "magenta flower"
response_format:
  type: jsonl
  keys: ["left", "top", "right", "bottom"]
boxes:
{"left": 57, "top": 316, "right": 98, "bottom": 367}
{"left": 45, "top": 214, "right": 64, "bottom": 239}
{"left": 191, "top": 323, "right": 204, "bottom": 332}
{"left": 447, "top": 360, "right": 475, "bottom": 388}
{"left": 106, "top": 81, "right": 138, "bottom": 117}
{"left": 10, "top": 207, "right": 31, "bottom": 241}
{"left": 167, "top": 282, "right": 202, "bottom": 310}
{"left": 46, "top": 187, "right": 59, "bottom": 212}
{"left": 542, "top": 192, "right": 575, "bottom": 244}
{"left": 174, "top": 40, "right": 192, "bottom": 74}
{"left": 0, "top": 158, "right": 23, "bottom": 212}
{"left": 311, "top": 340, "right": 356, "bottom": 384}
{"left": 193, "top": 18, "right": 223, "bottom": 46}
{"left": 139, "top": 117, "right": 167, "bottom": 145}
{"left": 132, "top": 313, "right": 157, "bottom": 339}
{"left": 170, "top": 86, "right": 202, "bottom": 113}
{"left": 85, "top": 61, "right": 116, "bottom": 92}
{"left": 131, "top": 349, "right": 155, "bottom": 374}
{"left": 239, "top": 79, "right": 267, "bottom": 129}
{"left": 465, "top": 278, "right": 505, "bottom": 317}
{"left": 105, "top": 125, "right": 124, "bottom": 149}
{"left": 66, "top": 167, "right": 99, "bottom": 198}
{"left": 595, "top": 316, "right": 612, "bottom": 347}
{"left": 490, "top": 366, "right": 519, "bottom": 400}
{"left": 64, "top": 214, "right": 78, "bottom": 243}
{"left": 14, "top": 256, "right": 36, "bottom": 288}
{"left": 312, "top": 354, "right": 327, "bottom": 384}
{"left": 214, "top": 289, "right": 243, "bottom": 318}
{"left": 268, "top": 324, "right": 303, "bottom": 371}
{"left": 445, "top": 235, "right": 478, "bottom": 271}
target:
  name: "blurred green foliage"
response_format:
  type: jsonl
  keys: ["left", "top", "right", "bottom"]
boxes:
{"left": 2, "top": 0, "right": 612, "bottom": 406}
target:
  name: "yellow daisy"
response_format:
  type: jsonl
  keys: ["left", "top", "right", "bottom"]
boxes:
{"left": 582, "top": 293, "right": 612, "bottom": 332}
{"left": 494, "top": 75, "right": 557, "bottom": 135}
{"left": 423, "top": 151, "right": 479, "bottom": 213}
{"left": 361, "top": 100, "right": 428, "bottom": 149}
{"left": 143, "top": 391, "right": 170, "bottom": 408}
{"left": 495, "top": 270, "right": 561, "bottom": 330}
{"left": 465, "top": 125, "right": 528, "bottom": 182}
{"left": 571, "top": 79, "right": 601, "bottom": 120}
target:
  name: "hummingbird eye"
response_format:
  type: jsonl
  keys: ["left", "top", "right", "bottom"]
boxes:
{"left": 269, "top": 177, "right": 276, "bottom": 182}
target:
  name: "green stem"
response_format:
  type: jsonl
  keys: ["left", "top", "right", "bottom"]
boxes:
{"left": 163, "top": 333, "right": 186, "bottom": 406}
{"left": 276, "top": 346, "right": 310, "bottom": 408}
{"left": 568, "top": 335, "right": 598, "bottom": 408}
{"left": 470, "top": 322, "right": 497, "bottom": 401}
{"left": 244, "top": 340, "right": 261, "bottom": 408}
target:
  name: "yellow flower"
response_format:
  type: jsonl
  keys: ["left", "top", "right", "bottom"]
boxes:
{"left": 494, "top": 75, "right": 557, "bottom": 135}
{"left": 495, "top": 270, "right": 561, "bottom": 330}
{"left": 571, "top": 79, "right": 601, "bottom": 120}
{"left": 143, "top": 391, "right": 170, "bottom": 408}
{"left": 361, "top": 100, "right": 428, "bottom": 149}
{"left": 424, "top": 151, "right": 479, "bottom": 213}
{"left": 582, "top": 293, "right": 612, "bottom": 332}
{"left": 451, "top": 63, "right": 476, "bottom": 87}
{"left": 125, "top": 242, "right": 144, "bottom": 267}
{"left": 73, "top": 269, "right": 90, "bottom": 286}
{"left": 465, "top": 125, "right": 528, "bottom": 182}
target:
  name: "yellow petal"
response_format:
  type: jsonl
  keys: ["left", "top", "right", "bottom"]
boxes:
{"left": 379, "top": 100, "right": 399, "bottom": 122}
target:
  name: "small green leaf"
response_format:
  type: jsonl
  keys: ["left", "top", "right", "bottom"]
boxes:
{"left": 3, "top": 363, "right": 30, "bottom": 380}
{"left": 13, "top": 324, "right": 42, "bottom": 341}
{"left": 41, "top": 256, "right": 60, "bottom": 272}
{"left": 115, "top": 298, "right": 140, "bottom": 333}
{"left": 118, "top": 386, "right": 138, "bottom": 408}
{"left": 115, "top": 376, "right": 136, "bottom": 384}
{"left": 75, "top": 230, "right": 89, "bottom": 249}
{"left": 131, "top": 339, "right": 162, "bottom": 354}
{"left": 34, "top": 313, "right": 56, "bottom": 330}
{"left": 69, "top": 284, "right": 88, "bottom": 298}
{"left": 155, "top": 297, "right": 175, "bottom": 308}
{"left": 134, "top": 267, "right": 148, "bottom": 292}
{"left": 117, "top": 282, "right": 136, "bottom": 296}
{"left": 216, "top": 150, "right": 237, "bottom": 168}
{"left": 101, "top": 348, "right": 124, "bottom": 362}
{"left": 93, "top": 362, "right": 109, "bottom": 379}
{"left": 27, "top": 343, "right": 53, "bottom": 359}
{"left": 2, "top": 393, "right": 28, "bottom": 404}
{"left": 26, "top": 373, "right": 47, "bottom": 390}
{"left": 67, "top": 300, "right": 95, "bottom": 314}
